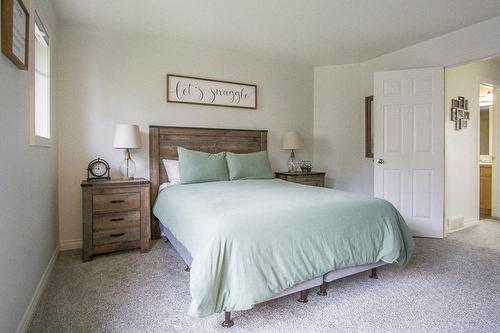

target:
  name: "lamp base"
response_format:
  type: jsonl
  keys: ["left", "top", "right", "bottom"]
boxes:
{"left": 287, "top": 149, "right": 298, "bottom": 172}
{"left": 119, "top": 149, "right": 137, "bottom": 179}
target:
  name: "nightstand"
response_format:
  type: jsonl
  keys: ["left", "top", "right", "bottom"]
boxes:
{"left": 275, "top": 171, "right": 326, "bottom": 187}
{"left": 81, "top": 178, "right": 151, "bottom": 261}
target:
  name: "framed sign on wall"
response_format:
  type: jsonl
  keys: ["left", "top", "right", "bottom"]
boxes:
{"left": 167, "top": 74, "right": 257, "bottom": 109}
{"left": 1, "top": 0, "right": 29, "bottom": 70}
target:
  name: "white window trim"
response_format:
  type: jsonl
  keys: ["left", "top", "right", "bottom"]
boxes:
{"left": 29, "top": 6, "right": 51, "bottom": 147}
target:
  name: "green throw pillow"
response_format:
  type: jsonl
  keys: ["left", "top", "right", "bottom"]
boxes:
{"left": 226, "top": 151, "right": 274, "bottom": 180}
{"left": 177, "top": 147, "right": 229, "bottom": 184}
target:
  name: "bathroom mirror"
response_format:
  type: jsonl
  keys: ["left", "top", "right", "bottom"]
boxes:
{"left": 480, "top": 84, "right": 493, "bottom": 159}
{"left": 480, "top": 106, "right": 491, "bottom": 156}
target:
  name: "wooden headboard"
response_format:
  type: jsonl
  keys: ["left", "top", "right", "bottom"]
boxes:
{"left": 149, "top": 125, "right": 268, "bottom": 238}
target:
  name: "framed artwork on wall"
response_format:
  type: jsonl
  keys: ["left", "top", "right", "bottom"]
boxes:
{"left": 450, "top": 96, "right": 469, "bottom": 131}
{"left": 451, "top": 108, "right": 457, "bottom": 121}
{"left": 166, "top": 74, "right": 257, "bottom": 109}
{"left": 1, "top": 0, "right": 29, "bottom": 70}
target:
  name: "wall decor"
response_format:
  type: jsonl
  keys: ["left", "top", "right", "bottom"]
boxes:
{"left": 450, "top": 96, "right": 469, "bottom": 131}
{"left": 365, "top": 95, "right": 374, "bottom": 158}
{"left": 451, "top": 108, "right": 457, "bottom": 121}
{"left": 299, "top": 160, "right": 312, "bottom": 172}
{"left": 166, "top": 74, "right": 257, "bottom": 109}
{"left": 1, "top": 0, "right": 29, "bottom": 70}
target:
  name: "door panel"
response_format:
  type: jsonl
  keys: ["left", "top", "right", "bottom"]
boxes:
{"left": 412, "top": 169, "right": 433, "bottom": 218}
{"left": 413, "top": 104, "right": 433, "bottom": 153}
{"left": 374, "top": 67, "right": 444, "bottom": 238}
{"left": 384, "top": 105, "right": 403, "bottom": 153}
{"left": 383, "top": 169, "right": 402, "bottom": 210}
{"left": 413, "top": 77, "right": 433, "bottom": 96}
{"left": 383, "top": 79, "right": 403, "bottom": 97}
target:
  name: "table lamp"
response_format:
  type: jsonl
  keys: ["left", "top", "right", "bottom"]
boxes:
{"left": 282, "top": 131, "right": 302, "bottom": 172}
{"left": 113, "top": 124, "right": 142, "bottom": 179}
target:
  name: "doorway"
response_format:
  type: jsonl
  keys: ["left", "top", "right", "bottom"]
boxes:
{"left": 444, "top": 56, "right": 500, "bottom": 234}
{"left": 479, "top": 83, "right": 495, "bottom": 219}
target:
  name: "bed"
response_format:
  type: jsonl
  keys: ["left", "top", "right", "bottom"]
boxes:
{"left": 149, "top": 125, "right": 413, "bottom": 327}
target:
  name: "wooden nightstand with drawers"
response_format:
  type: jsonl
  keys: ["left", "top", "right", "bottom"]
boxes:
{"left": 81, "top": 179, "right": 150, "bottom": 261}
{"left": 275, "top": 171, "right": 326, "bottom": 187}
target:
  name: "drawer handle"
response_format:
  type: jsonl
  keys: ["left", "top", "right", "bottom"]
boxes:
{"left": 110, "top": 218, "right": 125, "bottom": 222}
{"left": 110, "top": 200, "right": 125, "bottom": 204}
{"left": 109, "top": 233, "right": 125, "bottom": 238}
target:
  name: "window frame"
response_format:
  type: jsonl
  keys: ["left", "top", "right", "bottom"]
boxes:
{"left": 29, "top": 8, "right": 51, "bottom": 147}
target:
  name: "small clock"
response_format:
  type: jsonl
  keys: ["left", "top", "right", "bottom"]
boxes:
{"left": 87, "top": 158, "right": 110, "bottom": 181}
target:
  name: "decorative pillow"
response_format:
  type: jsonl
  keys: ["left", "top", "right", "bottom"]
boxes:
{"left": 226, "top": 151, "right": 274, "bottom": 180}
{"left": 177, "top": 147, "right": 229, "bottom": 184}
{"left": 162, "top": 159, "right": 181, "bottom": 184}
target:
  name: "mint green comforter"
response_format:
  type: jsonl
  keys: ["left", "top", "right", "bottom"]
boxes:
{"left": 153, "top": 179, "right": 413, "bottom": 317}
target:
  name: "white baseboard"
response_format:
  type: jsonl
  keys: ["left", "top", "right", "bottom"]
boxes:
{"left": 464, "top": 219, "right": 480, "bottom": 228}
{"left": 448, "top": 218, "right": 480, "bottom": 234}
{"left": 16, "top": 244, "right": 60, "bottom": 333}
{"left": 60, "top": 239, "right": 82, "bottom": 251}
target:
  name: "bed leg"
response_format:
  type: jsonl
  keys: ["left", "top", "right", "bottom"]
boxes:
{"left": 369, "top": 268, "right": 378, "bottom": 279}
{"left": 317, "top": 282, "right": 328, "bottom": 296}
{"left": 297, "top": 289, "right": 309, "bottom": 303}
{"left": 221, "top": 311, "right": 234, "bottom": 328}
{"left": 184, "top": 265, "right": 190, "bottom": 272}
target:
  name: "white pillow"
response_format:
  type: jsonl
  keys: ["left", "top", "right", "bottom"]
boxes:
{"left": 159, "top": 182, "right": 176, "bottom": 191}
{"left": 162, "top": 159, "right": 181, "bottom": 184}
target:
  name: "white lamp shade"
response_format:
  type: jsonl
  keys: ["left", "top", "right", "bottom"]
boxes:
{"left": 282, "top": 131, "right": 302, "bottom": 150}
{"left": 113, "top": 124, "right": 142, "bottom": 149}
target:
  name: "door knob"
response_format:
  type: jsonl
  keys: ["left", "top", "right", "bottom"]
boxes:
{"left": 377, "top": 158, "right": 384, "bottom": 164}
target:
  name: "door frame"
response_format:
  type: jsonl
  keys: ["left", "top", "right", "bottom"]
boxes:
{"left": 477, "top": 77, "right": 500, "bottom": 218}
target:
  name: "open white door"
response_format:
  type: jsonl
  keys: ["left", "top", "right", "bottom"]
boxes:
{"left": 374, "top": 67, "right": 444, "bottom": 238}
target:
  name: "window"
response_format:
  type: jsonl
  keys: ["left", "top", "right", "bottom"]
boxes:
{"left": 30, "top": 12, "right": 50, "bottom": 146}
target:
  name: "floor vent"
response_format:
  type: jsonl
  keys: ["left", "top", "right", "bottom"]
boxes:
{"left": 448, "top": 216, "right": 465, "bottom": 232}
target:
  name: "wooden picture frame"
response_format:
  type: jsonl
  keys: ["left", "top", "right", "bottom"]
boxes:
{"left": 451, "top": 108, "right": 457, "bottom": 121}
{"left": 1, "top": 0, "right": 29, "bottom": 70}
{"left": 365, "top": 95, "right": 374, "bottom": 158}
{"left": 166, "top": 74, "right": 257, "bottom": 109}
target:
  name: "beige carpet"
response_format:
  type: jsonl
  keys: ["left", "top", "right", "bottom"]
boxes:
{"left": 28, "top": 220, "right": 500, "bottom": 333}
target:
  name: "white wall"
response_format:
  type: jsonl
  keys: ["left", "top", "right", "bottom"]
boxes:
{"left": 313, "top": 64, "right": 373, "bottom": 193}
{"left": 314, "top": 15, "right": 500, "bottom": 211}
{"left": 0, "top": 0, "right": 58, "bottom": 332}
{"left": 445, "top": 59, "right": 500, "bottom": 225}
{"left": 57, "top": 23, "right": 314, "bottom": 248}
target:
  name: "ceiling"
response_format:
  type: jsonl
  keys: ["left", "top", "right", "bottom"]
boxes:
{"left": 52, "top": 0, "right": 500, "bottom": 66}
